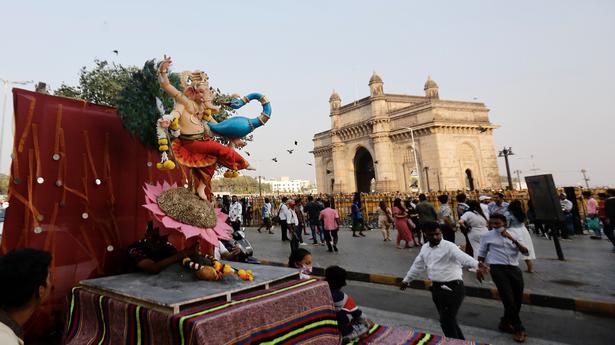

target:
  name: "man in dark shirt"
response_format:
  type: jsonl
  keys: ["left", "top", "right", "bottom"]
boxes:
{"left": 304, "top": 196, "right": 324, "bottom": 245}
{"left": 415, "top": 194, "right": 438, "bottom": 228}
{"left": 603, "top": 189, "right": 615, "bottom": 251}
{"left": 128, "top": 222, "right": 197, "bottom": 273}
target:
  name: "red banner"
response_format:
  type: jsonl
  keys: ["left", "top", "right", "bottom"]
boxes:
{"left": 2, "top": 88, "right": 187, "bottom": 340}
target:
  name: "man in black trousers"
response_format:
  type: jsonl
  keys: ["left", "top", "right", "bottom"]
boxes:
{"left": 400, "top": 222, "right": 487, "bottom": 340}
{"left": 477, "top": 213, "right": 529, "bottom": 343}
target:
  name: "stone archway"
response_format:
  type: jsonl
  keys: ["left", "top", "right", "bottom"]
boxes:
{"left": 354, "top": 147, "right": 375, "bottom": 193}
{"left": 458, "top": 143, "right": 480, "bottom": 190}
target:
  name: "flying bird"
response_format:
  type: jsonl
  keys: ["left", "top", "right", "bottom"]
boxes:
{"left": 112, "top": 50, "right": 119, "bottom": 55}
{"left": 294, "top": 141, "right": 298, "bottom": 145}
{"left": 272, "top": 158, "right": 278, "bottom": 162}
{"left": 307, "top": 163, "right": 313, "bottom": 166}
{"left": 286, "top": 149, "right": 294, "bottom": 154}
{"left": 244, "top": 151, "right": 251, "bottom": 156}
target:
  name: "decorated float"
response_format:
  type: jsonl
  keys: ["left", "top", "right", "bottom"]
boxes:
{"left": 2, "top": 57, "right": 340, "bottom": 344}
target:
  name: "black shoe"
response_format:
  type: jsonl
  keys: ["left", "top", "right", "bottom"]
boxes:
{"left": 352, "top": 234, "right": 359, "bottom": 237}
{"left": 327, "top": 248, "right": 333, "bottom": 252}
{"left": 498, "top": 322, "right": 515, "bottom": 334}
{"left": 333, "top": 245, "right": 338, "bottom": 252}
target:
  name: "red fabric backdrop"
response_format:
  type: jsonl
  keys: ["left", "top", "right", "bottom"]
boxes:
{"left": 1, "top": 88, "right": 189, "bottom": 339}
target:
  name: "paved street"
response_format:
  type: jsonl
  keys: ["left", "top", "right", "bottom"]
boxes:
{"left": 348, "top": 280, "right": 611, "bottom": 345}
{"left": 244, "top": 224, "right": 615, "bottom": 305}
{"left": 241, "top": 224, "right": 614, "bottom": 344}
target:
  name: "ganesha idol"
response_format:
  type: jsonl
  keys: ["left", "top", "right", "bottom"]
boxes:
{"left": 155, "top": 56, "right": 271, "bottom": 201}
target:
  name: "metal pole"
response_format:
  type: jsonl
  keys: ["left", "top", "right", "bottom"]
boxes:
{"left": 504, "top": 151, "right": 513, "bottom": 190}
{"left": 581, "top": 169, "right": 590, "bottom": 189}
{"left": 514, "top": 169, "right": 522, "bottom": 190}
{"left": 424, "top": 166, "right": 431, "bottom": 192}
{"left": 409, "top": 128, "right": 422, "bottom": 193}
{"left": 258, "top": 176, "right": 262, "bottom": 197}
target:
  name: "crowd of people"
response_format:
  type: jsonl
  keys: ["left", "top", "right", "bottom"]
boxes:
{"left": 3, "top": 189, "right": 615, "bottom": 344}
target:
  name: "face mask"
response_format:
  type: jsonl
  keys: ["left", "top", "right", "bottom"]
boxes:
{"left": 300, "top": 265, "right": 313, "bottom": 275}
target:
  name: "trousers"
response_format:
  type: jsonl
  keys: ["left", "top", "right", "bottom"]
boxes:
{"left": 490, "top": 265, "right": 525, "bottom": 332}
{"left": 431, "top": 280, "right": 465, "bottom": 339}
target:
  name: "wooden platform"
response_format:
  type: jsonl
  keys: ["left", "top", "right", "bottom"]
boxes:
{"left": 78, "top": 262, "right": 299, "bottom": 314}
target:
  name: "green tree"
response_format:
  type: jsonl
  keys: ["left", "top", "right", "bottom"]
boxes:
{"left": 55, "top": 60, "right": 137, "bottom": 107}
{"left": 53, "top": 59, "right": 248, "bottom": 151}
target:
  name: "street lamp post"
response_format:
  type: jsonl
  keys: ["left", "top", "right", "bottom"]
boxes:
{"left": 498, "top": 147, "right": 515, "bottom": 190}
{"left": 514, "top": 169, "right": 522, "bottom": 190}
{"left": 405, "top": 127, "right": 422, "bottom": 193}
{"left": 581, "top": 169, "right": 590, "bottom": 189}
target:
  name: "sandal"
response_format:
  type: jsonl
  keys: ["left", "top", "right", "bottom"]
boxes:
{"left": 513, "top": 331, "right": 527, "bottom": 343}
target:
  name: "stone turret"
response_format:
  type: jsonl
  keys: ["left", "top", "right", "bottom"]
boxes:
{"left": 369, "top": 71, "right": 384, "bottom": 97}
{"left": 329, "top": 89, "right": 341, "bottom": 111}
{"left": 329, "top": 90, "right": 341, "bottom": 129}
{"left": 424, "top": 76, "right": 439, "bottom": 99}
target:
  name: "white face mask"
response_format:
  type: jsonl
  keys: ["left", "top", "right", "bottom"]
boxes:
{"left": 300, "top": 265, "right": 313, "bottom": 275}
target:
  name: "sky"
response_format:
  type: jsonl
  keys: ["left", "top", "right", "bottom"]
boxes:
{"left": 1, "top": 0, "right": 613, "bottom": 187}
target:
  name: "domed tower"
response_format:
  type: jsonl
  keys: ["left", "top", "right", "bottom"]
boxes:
{"left": 424, "top": 76, "right": 439, "bottom": 99}
{"left": 329, "top": 89, "right": 341, "bottom": 111}
{"left": 369, "top": 71, "right": 384, "bottom": 97}
{"left": 329, "top": 89, "right": 342, "bottom": 129}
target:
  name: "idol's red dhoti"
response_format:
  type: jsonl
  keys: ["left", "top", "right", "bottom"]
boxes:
{"left": 172, "top": 138, "right": 248, "bottom": 170}
{"left": 171, "top": 136, "right": 248, "bottom": 200}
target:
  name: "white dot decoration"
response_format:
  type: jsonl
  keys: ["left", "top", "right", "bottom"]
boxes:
{"left": 184, "top": 184, "right": 189, "bottom": 188}
{"left": 81, "top": 212, "right": 89, "bottom": 219}
{"left": 106, "top": 245, "right": 114, "bottom": 252}
{"left": 95, "top": 179, "right": 102, "bottom": 185}
{"left": 52, "top": 154, "right": 61, "bottom": 161}
{"left": 147, "top": 162, "right": 153, "bottom": 167}
{"left": 34, "top": 226, "right": 43, "bottom": 234}
{"left": 55, "top": 180, "right": 63, "bottom": 187}
{"left": 36, "top": 177, "right": 45, "bottom": 184}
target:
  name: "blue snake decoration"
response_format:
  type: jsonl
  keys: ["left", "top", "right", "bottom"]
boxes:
{"left": 207, "top": 93, "right": 271, "bottom": 138}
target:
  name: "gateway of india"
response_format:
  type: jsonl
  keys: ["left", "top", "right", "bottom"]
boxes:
{"left": 312, "top": 73, "right": 502, "bottom": 193}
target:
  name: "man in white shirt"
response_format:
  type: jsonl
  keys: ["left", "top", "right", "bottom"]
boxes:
{"left": 278, "top": 197, "right": 290, "bottom": 241}
{"left": 479, "top": 195, "right": 491, "bottom": 218}
{"left": 400, "top": 222, "right": 488, "bottom": 340}
{"left": 477, "top": 213, "right": 529, "bottom": 343}
{"left": 229, "top": 195, "right": 242, "bottom": 233}
{"left": 559, "top": 193, "right": 575, "bottom": 239}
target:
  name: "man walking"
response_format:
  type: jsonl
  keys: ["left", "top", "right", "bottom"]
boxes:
{"left": 257, "top": 197, "right": 274, "bottom": 234}
{"left": 278, "top": 196, "right": 290, "bottom": 241}
{"left": 477, "top": 213, "right": 529, "bottom": 343}
{"left": 488, "top": 192, "right": 509, "bottom": 216}
{"left": 229, "top": 195, "right": 242, "bottom": 233}
{"left": 415, "top": 194, "right": 438, "bottom": 231}
{"left": 400, "top": 222, "right": 487, "bottom": 340}
{"left": 559, "top": 193, "right": 574, "bottom": 239}
{"left": 304, "top": 196, "right": 324, "bottom": 245}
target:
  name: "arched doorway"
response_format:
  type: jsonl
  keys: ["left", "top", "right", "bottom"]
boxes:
{"left": 465, "top": 169, "right": 475, "bottom": 191}
{"left": 354, "top": 147, "right": 375, "bottom": 193}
